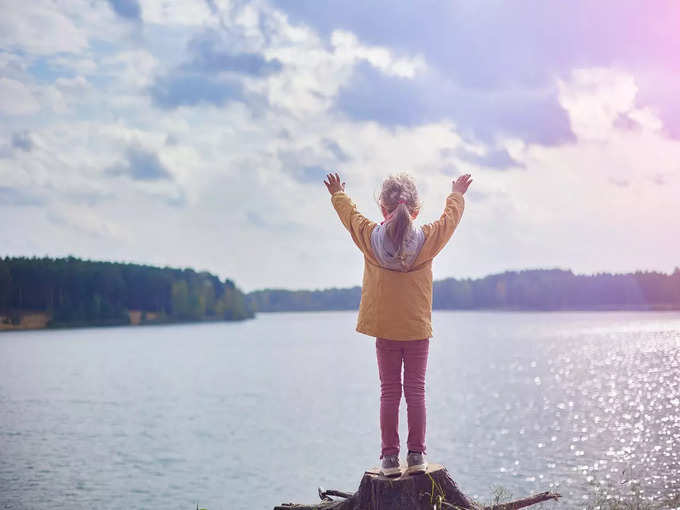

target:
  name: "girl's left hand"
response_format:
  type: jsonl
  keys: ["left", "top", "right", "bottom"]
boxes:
{"left": 324, "top": 172, "right": 346, "bottom": 195}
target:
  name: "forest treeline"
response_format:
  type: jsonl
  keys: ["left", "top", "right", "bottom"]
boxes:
{"left": 248, "top": 268, "right": 680, "bottom": 312}
{"left": 3, "top": 258, "right": 678, "bottom": 330}
{"left": 0, "top": 256, "right": 254, "bottom": 328}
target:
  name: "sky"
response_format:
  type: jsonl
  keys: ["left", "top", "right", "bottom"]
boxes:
{"left": 1, "top": 0, "right": 679, "bottom": 292}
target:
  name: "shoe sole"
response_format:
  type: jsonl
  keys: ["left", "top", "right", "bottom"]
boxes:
{"left": 405, "top": 463, "right": 427, "bottom": 475}
{"left": 379, "top": 467, "right": 402, "bottom": 477}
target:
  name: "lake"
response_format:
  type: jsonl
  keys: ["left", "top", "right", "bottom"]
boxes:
{"left": 1, "top": 311, "right": 679, "bottom": 509}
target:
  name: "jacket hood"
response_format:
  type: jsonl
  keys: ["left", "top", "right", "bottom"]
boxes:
{"left": 370, "top": 222, "right": 425, "bottom": 271}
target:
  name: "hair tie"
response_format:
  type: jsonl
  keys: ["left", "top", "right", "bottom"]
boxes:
{"left": 398, "top": 200, "right": 407, "bottom": 205}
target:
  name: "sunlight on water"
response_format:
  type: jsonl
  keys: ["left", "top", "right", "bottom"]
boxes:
{"left": 427, "top": 312, "right": 680, "bottom": 508}
{"left": 548, "top": 325, "right": 680, "bottom": 505}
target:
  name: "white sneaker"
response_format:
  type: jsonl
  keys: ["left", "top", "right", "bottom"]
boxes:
{"left": 379, "top": 454, "right": 401, "bottom": 477}
{"left": 405, "top": 451, "right": 427, "bottom": 475}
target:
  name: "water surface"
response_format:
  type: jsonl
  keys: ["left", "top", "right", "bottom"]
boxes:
{"left": 1, "top": 311, "right": 679, "bottom": 509}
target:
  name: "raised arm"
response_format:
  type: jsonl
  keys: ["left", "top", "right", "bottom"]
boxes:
{"left": 325, "top": 172, "right": 377, "bottom": 258}
{"left": 417, "top": 174, "right": 472, "bottom": 262}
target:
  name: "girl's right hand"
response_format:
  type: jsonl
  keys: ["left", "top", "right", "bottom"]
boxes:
{"left": 452, "top": 173, "right": 473, "bottom": 194}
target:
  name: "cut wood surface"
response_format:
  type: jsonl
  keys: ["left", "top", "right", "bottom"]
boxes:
{"left": 274, "top": 463, "right": 560, "bottom": 510}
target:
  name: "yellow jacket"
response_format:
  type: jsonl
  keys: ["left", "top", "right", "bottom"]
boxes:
{"left": 330, "top": 190, "right": 465, "bottom": 340}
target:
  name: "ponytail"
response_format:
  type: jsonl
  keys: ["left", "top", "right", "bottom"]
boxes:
{"left": 378, "top": 172, "right": 421, "bottom": 270}
{"left": 385, "top": 202, "right": 412, "bottom": 268}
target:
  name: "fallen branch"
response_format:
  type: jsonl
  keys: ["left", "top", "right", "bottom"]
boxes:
{"left": 484, "top": 490, "right": 561, "bottom": 510}
{"left": 318, "top": 487, "right": 354, "bottom": 501}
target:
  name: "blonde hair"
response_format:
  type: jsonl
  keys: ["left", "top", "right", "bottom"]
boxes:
{"left": 376, "top": 172, "right": 422, "bottom": 267}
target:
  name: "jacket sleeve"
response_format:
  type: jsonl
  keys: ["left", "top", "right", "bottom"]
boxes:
{"left": 330, "top": 191, "right": 377, "bottom": 258}
{"left": 418, "top": 192, "right": 465, "bottom": 262}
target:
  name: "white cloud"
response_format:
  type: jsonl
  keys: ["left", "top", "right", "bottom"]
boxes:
{"left": 48, "top": 203, "right": 129, "bottom": 240}
{"left": 0, "top": 78, "right": 40, "bottom": 115}
{"left": 249, "top": 10, "right": 426, "bottom": 117}
{"left": 51, "top": 55, "right": 98, "bottom": 75}
{"left": 100, "top": 50, "right": 159, "bottom": 89}
{"left": 0, "top": 2, "right": 88, "bottom": 55}
{"left": 142, "top": 0, "right": 216, "bottom": 26}
{"left": 460, "top": 67, "right": 680, "bottom": 278}
{"left": 0, "top": 51, "right": 28, "bottom": 74}
{"left": 34, "top": 85, "right": 69, "bottom": 114}
{"left": 331, "top": 30, "right": 426, "bottom": 78}
{"left": 55, "top": 76, "right": 91, "bottom": 91}
{"left": 627, "top": 106, "right": 663, "bottom": 132}
{"left": 557, "top": 67, "right": 661, "bottom": 140}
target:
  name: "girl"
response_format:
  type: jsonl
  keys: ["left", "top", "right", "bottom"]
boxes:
{"left": 324, "top": 171, "right": 472, "bottom": 477}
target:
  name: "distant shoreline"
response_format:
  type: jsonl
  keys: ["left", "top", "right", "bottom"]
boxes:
{"left": 2, "top": 257, "right": 679, "bottom": 331}
{"left": 248, "top": 268, "right": 680, "bottom": 313}
{"left": 0, "top": 310, "right": 255, "bottom": 333}
{"left": 4, "top": 306, "right": 679, "bottom": 334}
{"left": 254, "top": 304, "right": 680, "bottom": 313}
{"left": 1, "top": 256, "right": 255, "bottom": 332}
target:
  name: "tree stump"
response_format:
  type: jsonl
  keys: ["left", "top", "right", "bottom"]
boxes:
{"left": 274, "top": 463, "right": 560, "bottom": 510}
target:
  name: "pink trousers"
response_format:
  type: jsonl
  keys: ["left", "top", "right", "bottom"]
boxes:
{"left": 375, "top": 337, "right": 429, "bottom": 458}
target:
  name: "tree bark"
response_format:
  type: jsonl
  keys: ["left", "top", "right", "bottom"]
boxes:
{"left": 274, "top": 463, "right": 560, "bottom": 510}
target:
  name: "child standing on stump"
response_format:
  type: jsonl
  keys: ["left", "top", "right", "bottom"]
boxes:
{"left": 324, "top": 171, "right": 472, "bottom": 477}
